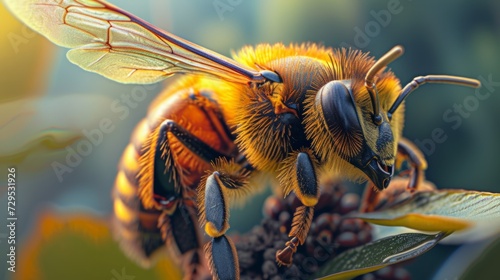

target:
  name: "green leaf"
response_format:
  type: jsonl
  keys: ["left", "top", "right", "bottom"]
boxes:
{"left": 314, "top": 232, "right": 449, "bottom": 280}
{"left": 350, "top": 190, "right": 500, "bottom": 233}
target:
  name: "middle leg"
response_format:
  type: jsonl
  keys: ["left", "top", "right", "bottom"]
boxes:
{"left": 198, "top": 159, "right": 252, "bottom": 280}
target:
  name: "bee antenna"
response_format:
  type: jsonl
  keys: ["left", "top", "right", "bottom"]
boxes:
{"left": 365, "top": 45, "right": 404, "bottom": 125}
{"left": 387, "top": 75, "right": 481, "bottom": 119}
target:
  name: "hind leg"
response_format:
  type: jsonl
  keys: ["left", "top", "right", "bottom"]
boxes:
{"left": 159, "top": 202, "right": 209, "bottom": 279}
{"left": 140, "top": 119, "right": 232, "bottom": 279}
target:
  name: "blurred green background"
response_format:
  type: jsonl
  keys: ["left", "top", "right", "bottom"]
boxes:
{"left": 1, "top": 0, "right": 499, "bottom": 279}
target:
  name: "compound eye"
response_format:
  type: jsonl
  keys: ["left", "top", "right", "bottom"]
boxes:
{"left": 316, "top": 80, "right": 362, "bottom": 146}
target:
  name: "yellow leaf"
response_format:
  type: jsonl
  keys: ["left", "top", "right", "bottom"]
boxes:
{"left": 352, "top": 189, "right": 500, "bottom": 233}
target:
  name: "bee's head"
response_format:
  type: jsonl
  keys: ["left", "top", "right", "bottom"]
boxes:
{"left": 314, "top": 78, "right": 395, "bottom": 190}
{"left": 306, "top": 46, "right": 480, "bottom": 190}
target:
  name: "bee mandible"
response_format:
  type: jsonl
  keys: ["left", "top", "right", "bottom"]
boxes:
{"left": 4, "top": 0, "right": 481, "bottom": 279}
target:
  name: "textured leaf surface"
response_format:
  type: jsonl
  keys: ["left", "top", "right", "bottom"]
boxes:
{"left": 315, "top": 232, "right": 448, "bottom": 280}
{"left": 351, "top": 190, "right": 500, "bottom": 232}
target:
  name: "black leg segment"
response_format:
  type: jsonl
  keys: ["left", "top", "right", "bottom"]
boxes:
{"left": 168, "top": 204, "right": 200, "bottom": 254}
{"left": 296, "top": 152, "right": 318, "bottom": 198}
{"left": 203, "top": 172, "right": 229, "bottom": 237}
{"left": 205, "top": 236, "right": 239, "bottom": 280}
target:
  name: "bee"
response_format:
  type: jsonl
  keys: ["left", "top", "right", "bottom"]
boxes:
{"left": 5, "top": 0, "right": 481, "bottom": 279}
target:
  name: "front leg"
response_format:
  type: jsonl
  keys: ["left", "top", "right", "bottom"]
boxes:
{"left": 276, "top": 150, "right": 319, "bottom": 266}
{"left": 361, "top": 137, "right": 427, "bottom": 212}
{"left": 396, "top": 137, "right": 427, "bottom": 191}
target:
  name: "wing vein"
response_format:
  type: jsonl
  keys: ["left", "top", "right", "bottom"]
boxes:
{"left": 5, "top": 0, "right": 262, "bottom": 84}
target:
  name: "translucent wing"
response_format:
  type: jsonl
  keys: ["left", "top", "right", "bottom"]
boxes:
{"left": 4, "top": 0, "right": 264, "bottom": 84}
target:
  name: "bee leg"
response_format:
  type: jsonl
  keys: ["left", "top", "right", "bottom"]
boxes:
{"left": 159, "top": 203, "right": 200, "bottom": 258}
{"left": 276, "top": 206, "right": 315, "bottom": 266}
{"left": 141, "top": 119, "right": 231, "bottom": 278}
{"left": 396, "top": 138, "right": 427, "bottom": 191}
{"left": 182, "top": 250, "right": 210, "bottom": 280}
{"left": 159, "top": 202, "right": 209, "bottom": 280}
{"left": 199, "top": 171, "right": 241, "bottom": 280}
{"left": 140, "top": 119, "right": 228, "bottom": 208}
{"left": 276, "top": 151, "right": 318, "bottom": 266}
{"left": 360, "top": 184, "right": 379, "bottom": 213}
{"left": 360, "top": 138, "right": 427, "bottom": 212}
